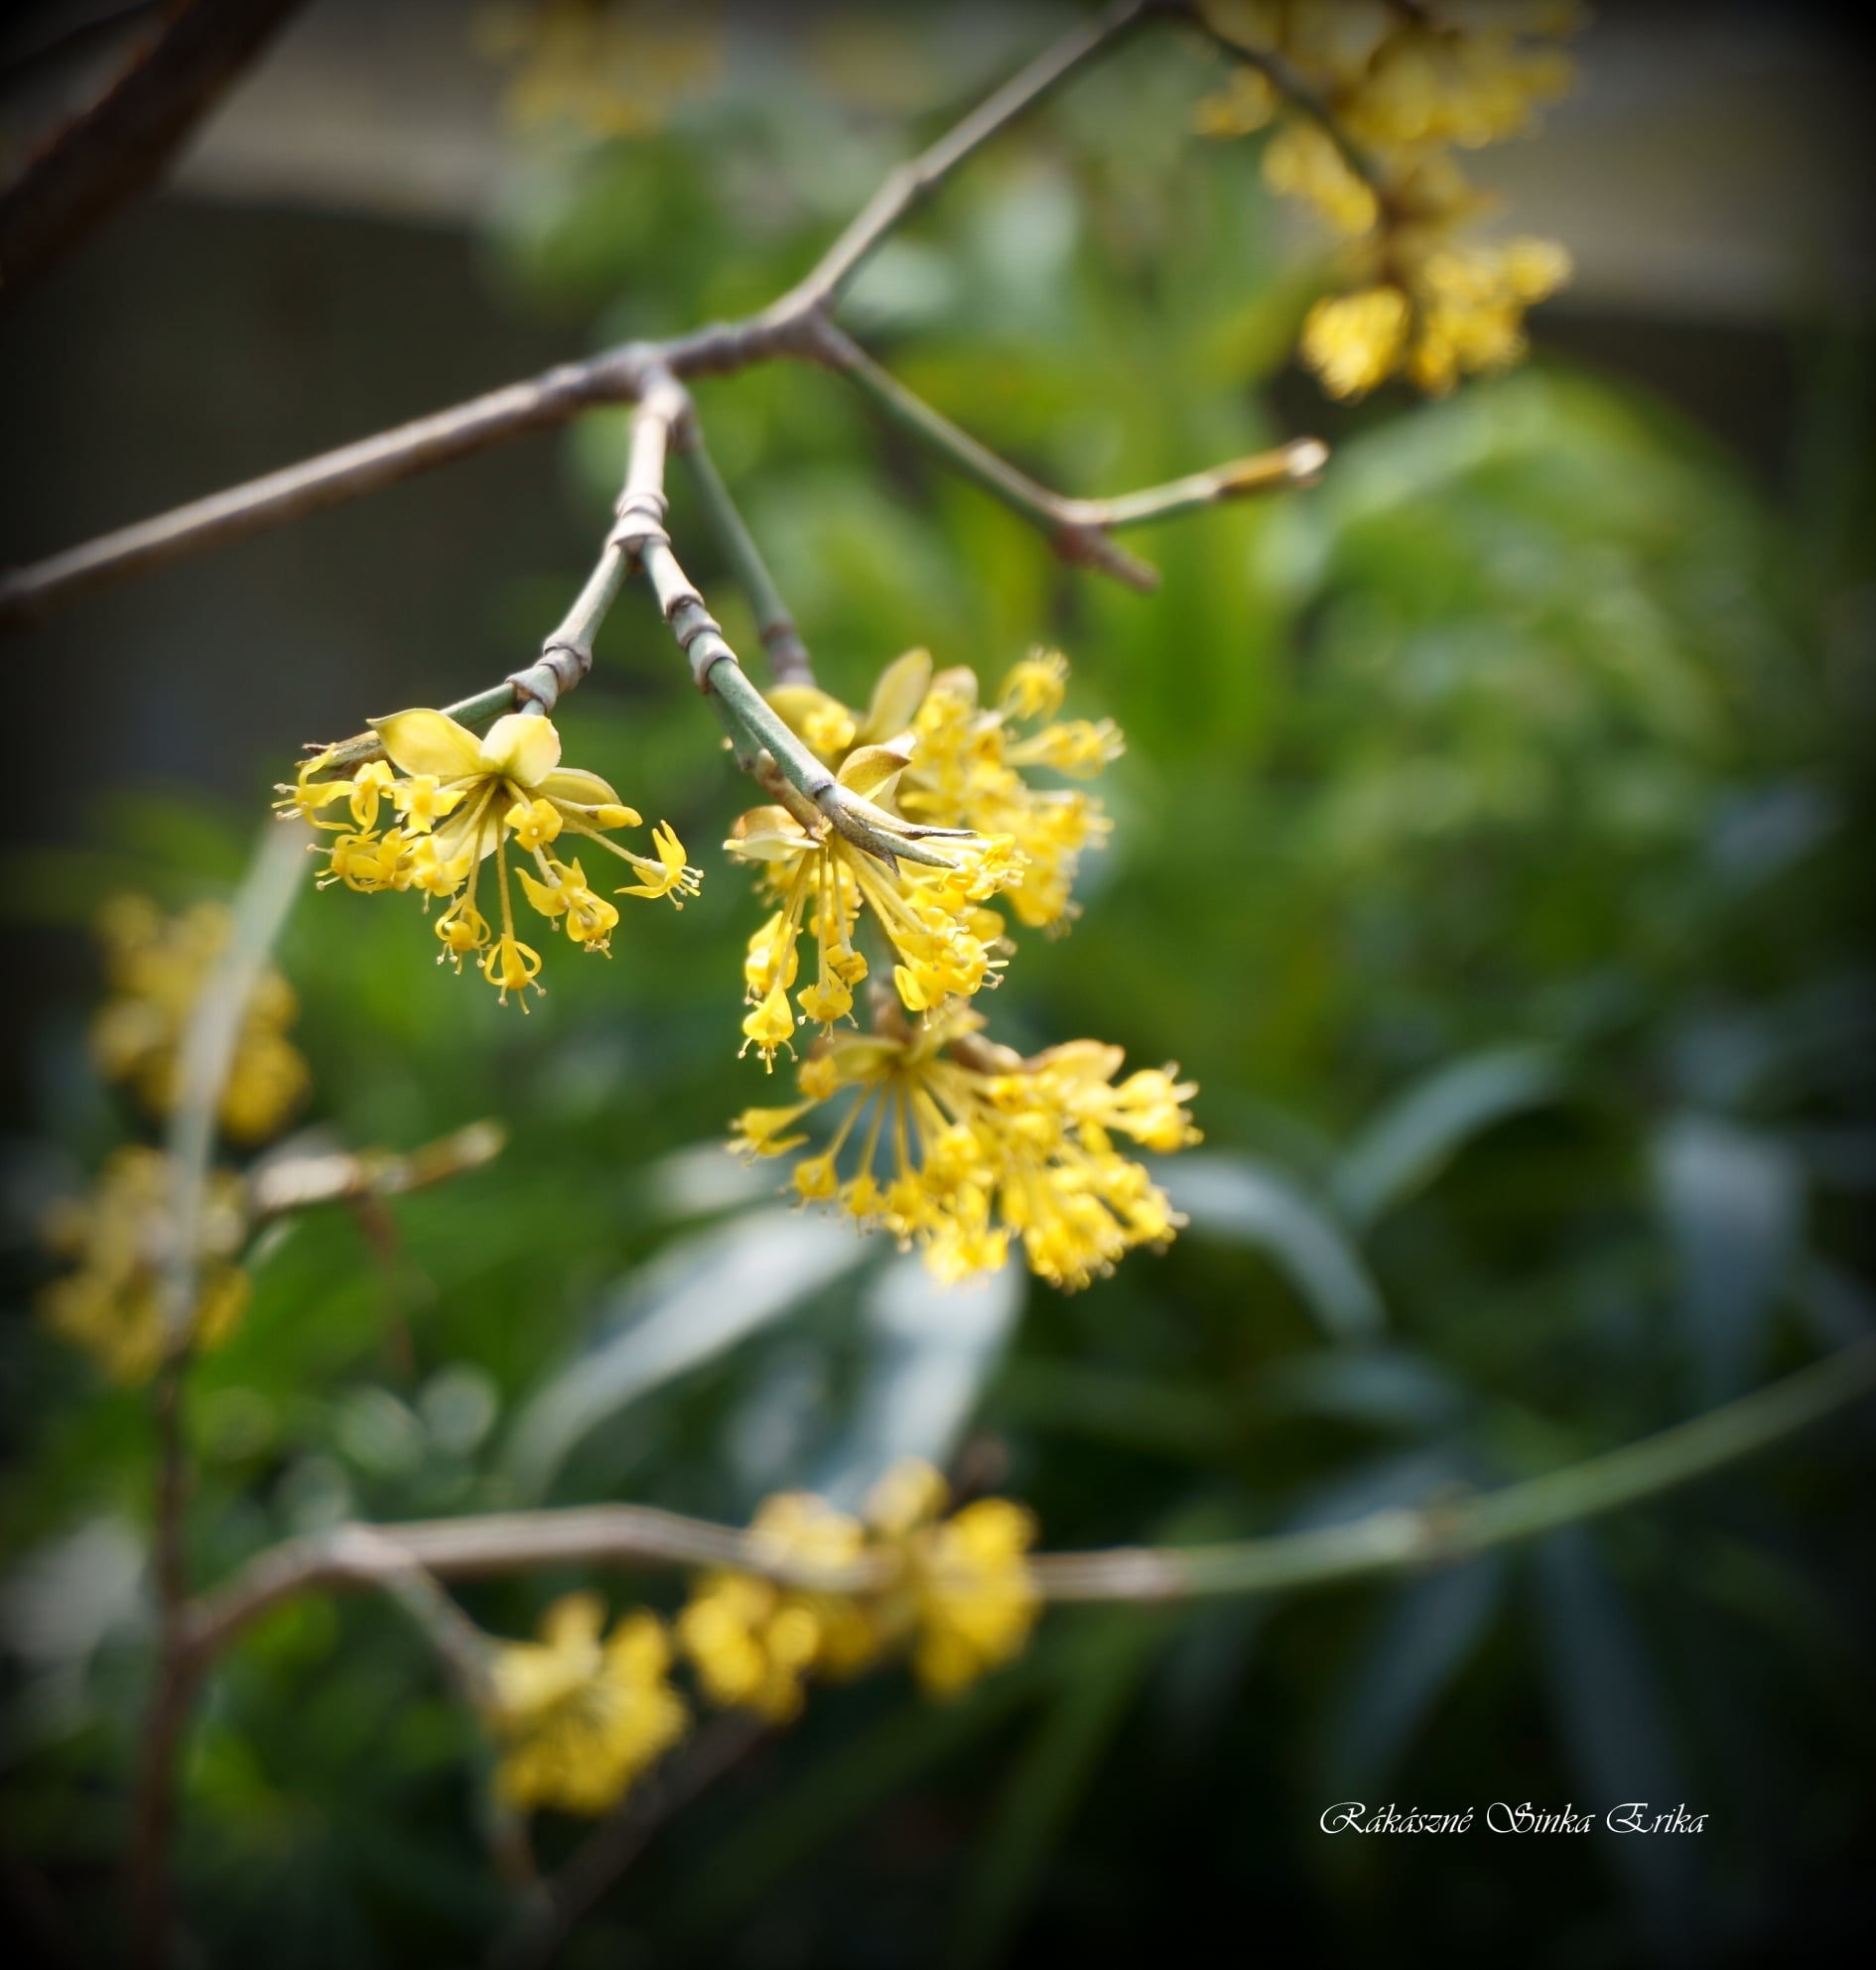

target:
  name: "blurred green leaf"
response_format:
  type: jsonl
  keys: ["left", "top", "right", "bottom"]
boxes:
{"left": 1163, "top": 1152, "right": 1385, "bottom": 1343}
{"left": 1331, "top": 1048, "right": 1564, "bottom": 1232}
{"left": 1652, "top": 1113, "right": 1804, "bottom": 1400}
{"left": 944, "top": 1607, "right": 1174, "bottom": 1970}
{"left": 502, "top": 1209, "right": 871, "bottom": 1499}
{"left": 1319, "top": 1556, "right": 1505, "bottom": 1792}
{"left": 810, "top": 1252, "right": 1025, "bottom": 1510}
{"left": 1532, "top": 1529, "right": 1703, "bottom": 1950}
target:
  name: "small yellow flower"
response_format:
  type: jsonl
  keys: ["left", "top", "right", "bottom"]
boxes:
{"left": 677, "top": 1495, "right": 877, "bottom": 1721}
{"left": 678, "top": 1463, "right": 1041, "bottom": 1717}
{"left": 727, "top": 738, "right": 1018, "bottom": 1068}
{"left": 478, "top": 0, "right": 723, "bottom": 141}
{"left": 1192, "top": 0, "right": 1579, "bottom": 400}
{"left": 483, "top": 1595, "right": 687, "bottom": 1816}
{"left": 278, "top": 709, "right": 700, "bottom": 1006}
{"left": 89, "top": 896, "right": 309, "bottom": 1144}
{"left": 864, "top": 1461, "right": 1041, "bottom": 1698}
{"left": 763, "top": 645, "right": 1120, "bottom": 946}
{"left": 40, "top": 1147, "right": 250, "bottom": 1382}
{"left": 730, "top": 998, "right": 1199, "bottom": 1291}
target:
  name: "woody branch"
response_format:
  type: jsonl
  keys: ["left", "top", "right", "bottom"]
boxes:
{"left": 183, "top": 1336, "right": 1876, "bottom": 1667}
{"left": 0, "top": 0, "right": 1321, "bottom": 635}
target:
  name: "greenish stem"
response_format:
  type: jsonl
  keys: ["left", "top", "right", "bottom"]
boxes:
{"left": 675, "top": 431, "right": 815, "bottom": 686}
{"left": 161, "top": 817, "right": 311, "bottom": 1352}
{"left": 1031, "top": 1338, "right": 1876, "bottom": 1601}
{"left": 179, "top": 1342, "right": 1876, "bottom": 1657}
{"left": 1184, "top": 10, "right": 1390, "bottom": 206}
{"left": 807, "top": 320, "right": 1157, "bottom": 591}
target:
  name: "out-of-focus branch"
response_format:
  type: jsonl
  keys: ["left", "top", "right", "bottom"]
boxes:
{"left": 1173, "top": 0, "right": 1390, "bottom": 206}
{"left": 0, "top": 3, "right": 1321, "bottom": 631}
{"left": 1033, "top": 1337, "right": 1876, "bottom": 1601}
{"left": 187, "top": 1504, "right": 895, "bottom": 1665}
{"left": 129, "top": 815, "right": 308, "bottom": 1970}
{"left": 246, "top": 1120, "right": 508, "bottom": 1221}
{"left": 488, "top": 1713, "right": 769, "bottom": 1970}
{"left": 766, "top": 0, "right": 1152, "bottom": 318}
{"left": 805, "top": 318, "right": 1325, "bottom": 591}
{"left": 0, "top": 0, "right": 306, "bottom": 302}
{"left": 183, "top": 1341, "right": 1876, "bottom": 1666}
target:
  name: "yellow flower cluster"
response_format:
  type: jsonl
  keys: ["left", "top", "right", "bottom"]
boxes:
{"left": 483, "top": 1594, "right": 687, "bottom": 1816}
{"left": 90, "top": 896, "right": 309, "bottom": 1142}
{"left": 476, "top": 0, "right": 722, "bottom": 139}
{"left": 733, "top": 998, "right": 1200, "bottom": 1291}
{"left": 279, "top": 709, "right": 699, "bottom": 1008}
{"left": 730, "top": 648, "right": 1121, "bottom": 1068}
{"left": 679, "top": 1460, "right": 1041, "bottom": 1717}
{"left": 39, "top": 1147, "right": 249, "bottom": 1382}
{"left": 1195, "top": 0, "right": 1579, "bottom": 397}
{"left": 773, "top": 648, "right": 1120, "bottom": 933}
{"left": 676, "top": 1493, "right": 878, "bottom": 1721}
{"left": 478, "top": 1464, "right": 1039, "bottom": 1816}
{"left": 731, "top": 792, "right": 1018, "bottom": 1068}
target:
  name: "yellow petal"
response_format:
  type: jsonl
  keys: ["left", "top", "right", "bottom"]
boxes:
{"left": 479, "top": 712, "right": 563, "bottom": 787}
{"left": 859, "top": 648, "right": 934, "bottom": 742}
{"left": 727, "top": 806, "right": 811, "bottom": 862}
{"left": 837, "top": 739, "right": 913, "bottom": 800}
{"left": 432, "top": 797, "right": 498, "bottom": 865}
{"left": 539, "top": 1591, "right": 606, "bottom": 1653}
{"left": 370, "top": 709, "right": 484, "bottom": 780}
{"left": 539, "top": 766, "right": 628, "bottom": 811}
{"left": 770, "top": 686, "right": 858, "bottom": 752}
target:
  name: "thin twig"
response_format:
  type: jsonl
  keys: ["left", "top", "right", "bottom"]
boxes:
{"left": 181, "top": 1340, "right": 1876, "bottom": 1664}
{"left": 673, "top": 425, "right": 815, "bottom": 687}
{"left": 1033, "top": 1336, "right": 1876, "bottom": 1601}
{"left": 488, "top": 1713, "right": 769, "bottom": 1970}
{"left": 245, "top": 1120, "right": 507, "bottom": 1221}
{"left": 129, "top": 815, "right": 310, "bottom": 1970}
{"left": 803, "top": 319, "right": 1156, "bottom": 591}
{"left": 187, "top": 1505, "right": 893, "bottom": 1666}
{"left": 1175, "top": 1, "right": 1391, "bottom": 207}
{"left": 806, "top": 318, "right": 1325, "bottom": 590}
{"left": 766, "top": 0, "right": 1152, "bottom": 317}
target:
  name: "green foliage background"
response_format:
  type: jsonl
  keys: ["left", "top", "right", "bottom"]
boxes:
{"left": 3, "top": 15, "right": 1872, "bottom": 1967}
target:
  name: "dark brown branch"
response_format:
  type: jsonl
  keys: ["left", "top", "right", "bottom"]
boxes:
{"left": 0, "top": 0, "right": 306, "bottom": 302}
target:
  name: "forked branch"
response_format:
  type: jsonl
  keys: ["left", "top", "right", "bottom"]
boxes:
{"left": 0, "top": 2, "right": 1319, "bottom": 632}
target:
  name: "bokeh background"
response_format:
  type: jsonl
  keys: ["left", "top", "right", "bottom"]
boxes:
{"left": 2, "top": 3, "right": 1873, "bottom": 1965}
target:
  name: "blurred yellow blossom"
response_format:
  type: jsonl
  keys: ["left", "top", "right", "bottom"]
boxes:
{"left": 863, "top": 1460, "right": 1041, "bottom": 1698}
{"left": 483, "top": 1595, "right": 686, "bottom": 1815}
{"left": 732, "top": 997, "right": 1199, "bottom": 1291}
{"left": 1193, "top": 0, "right": 1579, "bottom": 397}
{"left": 476, "top": 0, "right": 722, "bottom": 139}
{"left": 90, "top": 896, "right": 309, "bottom": 1143}
{"left": 279, "top": 710, "right": 698, "bottom": 1008}
{"left": 677, "top": 1493, "right": 877, "bottom": 1720}
{"left": 40, "top": 1147, "right": 249, "bottom": 1382}
{"left": 679, "top": 1461, "right": 1041, "bottom": 1720}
